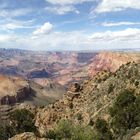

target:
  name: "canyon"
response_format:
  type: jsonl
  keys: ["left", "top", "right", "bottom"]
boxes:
{"left": 0, "top": 49, "right": 140, "bottom": 139}
{"left": 0, "top": 49, "right": 139, "bottom": 87}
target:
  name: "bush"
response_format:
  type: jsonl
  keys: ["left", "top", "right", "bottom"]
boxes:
{"left": 76, "top": 113, "right": 83, "bottom": 121}
{"left": 95, "top": 118, "right": 113, "bottom": 140}
{"left": 72, "top": 125, "right": 94, "bottom": 140}
{"left": 108, "top": 84, "right": 114, "bottom": 94}
{"left": 135, "top": 81, "right": 139, "bottom": 87}
{"left": 0, "top": 125, "right": 15, "bottom": 140}
{"left": 46, "top": 129, "right": 56, "bottom": 139}
{"left": 69, "top": 102, "right": 73, "bottom": 109}
{"left": 0, "top": 126, "right": 9, "bottom": 140}
{"left": 9, "top": 109, "right": 36, "bottom": 134}
{"left": 46, "top": 120, "right": 95, "bottom": 140}
{"left": 95, "top": 118, "right": 108, "bottom": 133}
{"left": 109, "top": 90, "right": 140, "bottom": 137}
{"left": 54, "top": 120, "right": 73, "bottom": 139}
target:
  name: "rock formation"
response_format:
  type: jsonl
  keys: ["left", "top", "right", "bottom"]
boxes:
{"left": 88, "top": 52, "right": 140, "bottom": 76}
{"left": 35, "top": 62, "right": 140, "bottom": 136}
{"left": 1, "top": 49, "right": 139, "bottom": 86}
{"left": 9, "top": 132, "right": 47, "bottom": 140}
{"left": 0, "top": 75, "right": 30, "bottom": 105}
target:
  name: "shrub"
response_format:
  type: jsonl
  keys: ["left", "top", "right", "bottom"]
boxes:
{"left": 89, "top": 119, "right": 94, "bottom": 126}
{"left": 109, "top": 90, "right": 140, "bottom": 137}
{"left": 76, "top": 113, "right": 83, "bottom": 121}
{"left": 69, "top": 102, "right": 73, "bottom": 109}
{"left": 54, "top": 120, "right": 73, "bottom": 139}
{"left": 46, "top": 129, "right": 56, "bottom": 139}
{"left": 108, "top": 84, "right": 114, "bottom": 94}
{"left": 135, "top": 81, "right": 139, "bottom": 87}
{"left": 0, "top": 125, "right": 15, "bottom": 140}
{"left": 95, "top": 118, "right": 108, "bottom": 133}
{"left": 72, "top": 125, "right": 94, "bottom": 140}
{"left": 95, "top": 118, "right": 113, "bottom": 140}
{"left": 0, "top": 126, "right": 9, "bottom": 140}
{"left": 9, "top": 109, "right": 36, "bottom": 134}
{"left": 46, "top": 120, "right": 95, "bottom": 140}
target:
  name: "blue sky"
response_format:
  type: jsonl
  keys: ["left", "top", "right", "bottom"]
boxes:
{"left": 0, "top": 0, "right": 140, "bottom": 50}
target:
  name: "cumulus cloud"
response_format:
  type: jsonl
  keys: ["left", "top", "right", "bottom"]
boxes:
{"left": 90, "top": 28, "right": 140, "bottom": 41}
{"left": 1, "top": 28, "right": 140, "bottom": 51}
{"left": 33, "top": 22, "right": 53, "bottom": 36}
{"left": 29, "top": 31, "right": 88, "bottom": 50}
{"left": 94, "top": 0, "right": 140, "bottom": 13}
{"left": 102, "top": 22, "right": 140, "bottom": 27}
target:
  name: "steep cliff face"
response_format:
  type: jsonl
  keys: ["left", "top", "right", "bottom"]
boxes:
{"left": 35, "top": 62, "right": 140, "bottom": 136}
{"left": 0, "top": 75, "right": 66, "bottom": 106}
{"left": 0, "top": 75, "right": 30, "bottom": 105}
{"left": 88, "top": 52, "right": 140, "bottom": 76}
{"left": 0, "top": 75, "right": 66, "bottom": 128}
{"left": 0, "top": 49, "right": 140, "bottom": 86}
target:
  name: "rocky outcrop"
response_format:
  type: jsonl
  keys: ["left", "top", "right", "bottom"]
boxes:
{"left": 131, "top": 132, "right": 140, "bottom": 140}
{"left": 9, "top": 132, "right": 47, "bottom": 140}
{"left": 0, "top": 75, "right": 66, "bottom": 106}
{"left": 0, "top": 87, "right": 31, "bottom": 105}
{"left": 35, "top": 62, "right": 140, "bottom": 136}
{"left": 68, "top": 83, "right": 81, "bottom": 92}
{"left": 0, "top": 75, "right": 31, "bottom": 105}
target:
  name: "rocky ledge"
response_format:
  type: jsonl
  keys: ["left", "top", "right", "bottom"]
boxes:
{"left": 9, "top": 132, "right": 47, "bottom": 140}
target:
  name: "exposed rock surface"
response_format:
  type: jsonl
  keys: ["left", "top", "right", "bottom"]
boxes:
{"left": 0, "top": 75, "right": 66, "bottom": 129}
{"left": 0, "top": 75, "right": 30, "bottom": 105}
{"left": 0, "top": 75, "right": 66, "bottom": 106}
{"left": 89, "top": 52, "right": 140, "bottom": 76}
{"left": 35, "top": 62, "right": 140, "bottom": 136}
{"left": 131, "top": 132, "right": 140, "bottom": 140}
{"left": 9, "top": 132, "right": 47, "bottom": 140}
{"left": 1, "top": 49, "right": 140, "bottom": 86}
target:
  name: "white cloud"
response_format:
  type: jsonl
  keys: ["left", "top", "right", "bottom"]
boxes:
{"left": 0, "top": 8, "right": 32, "bottom": 18}
{"left": 30, "top": 31, "right": 88, "bottom": 50}
{"left": 0, "top": 20, "right": 37, "bottom": 31}
{"left": 45, "top": 0, "right": 93, "bottom": 14}
{"left": 45, "top": 0, "right": 93, "bottom": 5}
{"left": 33, "top": 22, "right": 53, "bottom": 36}
{"left": 102, "top": 22, "right": 140, "bottom": 27}
{"left": 0, "top": 34, "right": 17, "bottom": 48}
{"left": 90, "top": 28, "right": 140, "bottom": 41}
{"left": 95, "top": 0, "right": 140, "bottom": 13}
{"left": 46, "top": 5, "right": 79, "bottom": 15}
{"left": 1, "top": 28, "right": 140, "bottom": 51}
{"left": 0, "top": 35, "right": 13, "bottom": 42}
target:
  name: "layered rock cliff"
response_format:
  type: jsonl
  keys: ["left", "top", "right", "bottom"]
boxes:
{"left": 88, "top": 52, "right": 140, "bottom": 76}
{"left": 0, "top": 75, "right": 30, "bottom": 105}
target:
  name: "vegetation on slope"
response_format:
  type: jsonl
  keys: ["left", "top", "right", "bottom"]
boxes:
{"left": 46, "top": 89, "right": 140, "bottom": 140}
{"left": 1, "top": 62, "right": 140, "bottom": 140}
{"left": 0, "top": 109, "right": 36, "bottom": 140}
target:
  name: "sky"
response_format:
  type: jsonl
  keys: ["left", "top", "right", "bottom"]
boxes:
{"left": 0, "top": 0, "right": 140, "bottom": 51}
